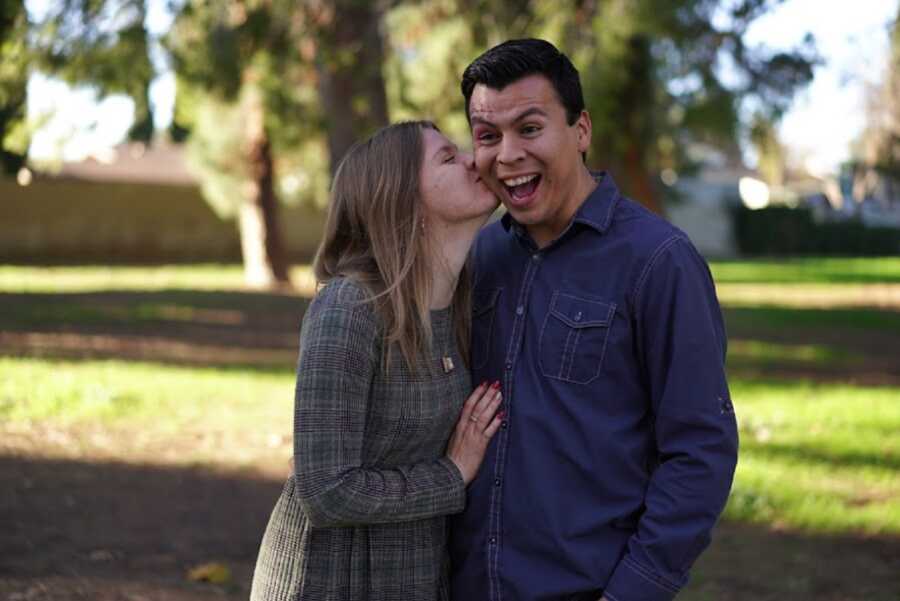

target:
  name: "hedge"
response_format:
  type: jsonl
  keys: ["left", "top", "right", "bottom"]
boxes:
{"left": 733, "top": 206, "right": 900, "bottom": 256}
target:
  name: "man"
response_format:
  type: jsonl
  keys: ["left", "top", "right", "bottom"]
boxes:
{"left": 450, "top": 39, "right": 738, "bottom": 601}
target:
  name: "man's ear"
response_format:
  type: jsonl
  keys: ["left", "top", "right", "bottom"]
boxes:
{"left": 576, "top": 110, "right": 592, "bottom": 154}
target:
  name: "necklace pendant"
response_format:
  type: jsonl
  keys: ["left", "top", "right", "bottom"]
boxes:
{"left": 442, "top": 355, "right": 455, "bottom": 373}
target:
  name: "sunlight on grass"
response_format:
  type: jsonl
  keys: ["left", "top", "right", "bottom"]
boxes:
{"left": 716, "top": 283, "right": 900, "bottom": 310}
{"left": 728, "top": 340, "right": 858, "bottom": 364}
{"left": 0, "top": 264, "right": 317, "bottom": 296}
{"left": 0, "top": 357, "right": 293, "bottom": 430}
{"left": 709, "top": 257, "right": 900, "bottom": 284}
{"left": 3, "top": 356, "right": 898, "bottom": 535}
{"left": 727, "top": 379, "right": 900, "bottom": 534}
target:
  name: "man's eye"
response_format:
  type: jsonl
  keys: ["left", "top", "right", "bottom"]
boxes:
{"left": 477, "top": 132, "right": 497, "bottom": 143}
{"left": 522, "top": 125, "right": 540, "bottom": 135}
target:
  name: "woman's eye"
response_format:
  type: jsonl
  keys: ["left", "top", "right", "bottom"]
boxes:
{"left": 443, "top": 154, "right": 455, "bottom": 163}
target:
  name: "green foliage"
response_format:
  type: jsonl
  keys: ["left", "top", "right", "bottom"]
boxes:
{"left": 29, "top": 0, "right": 156, "bottom": 142}
{"left": 0, "top": 0, "right": 31, "bottom": 172}
{"left": 733, "top": 206, "right": 900, "bottom": 256}
{"left": 165, "top": 0, "right": 329, "bottom": 211}
{"left": 7, "top": 0, "right": 820, "bottom": 209}
{"left": 750, "top": 113, "right": 785, "bottom": 185}
{"left": 383, "top": 0, "right": 817, "bottom": 204}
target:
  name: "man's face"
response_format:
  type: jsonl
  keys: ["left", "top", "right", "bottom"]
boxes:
{"left": 468, "top": 74, "right": 591, "bottom": 245}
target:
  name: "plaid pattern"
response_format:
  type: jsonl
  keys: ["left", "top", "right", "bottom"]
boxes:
{"left": 250, "top": 278, "right": 469, "bottom": 601}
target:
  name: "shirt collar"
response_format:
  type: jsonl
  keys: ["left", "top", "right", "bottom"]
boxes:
{"left": 500, "top": 170, "right": 621, "bottom": 237}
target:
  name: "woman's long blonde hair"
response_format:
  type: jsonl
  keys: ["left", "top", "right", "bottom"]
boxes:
{"left": 313, "top": 121, "right": 472, "bottom": 373}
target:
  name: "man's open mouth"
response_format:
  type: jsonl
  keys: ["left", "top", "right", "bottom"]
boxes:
{"left": 502, "top": 174, "right": 541, "bottom": 203}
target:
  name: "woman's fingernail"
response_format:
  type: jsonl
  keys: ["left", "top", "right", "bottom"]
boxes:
{"left": 491, "top": 380, "right": 501, "bottom": 389}
{"left": 497, "top": 411, "right": 506, "bottom": 419}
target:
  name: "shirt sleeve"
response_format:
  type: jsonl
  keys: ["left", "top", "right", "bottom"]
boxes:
{"left": 604, "top": 236, "right": 739, "bottom": 601}
{"left": 291, "top": 281, "right": 466, "bottom": 528}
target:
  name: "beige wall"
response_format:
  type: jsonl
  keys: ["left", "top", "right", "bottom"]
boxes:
{"left": 0, "top": 178, "right": 326, "bottom": 263}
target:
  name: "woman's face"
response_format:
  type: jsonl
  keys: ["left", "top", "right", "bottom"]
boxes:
{"left": 419, "top": 128, "right": 499, "bottom": 228}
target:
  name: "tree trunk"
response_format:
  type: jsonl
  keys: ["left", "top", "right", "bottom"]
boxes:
{"left": 239, "top": 83, "right": 291, "bottom": 289}
{"left": 618, "top": 35, "right": 664, "bottom": 216}
{"left": 315, "top": 0, "right": 389, "bottom": 175}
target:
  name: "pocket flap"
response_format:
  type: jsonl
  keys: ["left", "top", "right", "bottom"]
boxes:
{"left": 473, "top": 288, "right": 501, "bottom": 317}
{"left": 549, "top": 293, "right": 615, "bottom": 328}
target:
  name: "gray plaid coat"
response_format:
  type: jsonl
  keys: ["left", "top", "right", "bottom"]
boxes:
{"left": 250, "top": 278, "right": 470, "bottom": 601}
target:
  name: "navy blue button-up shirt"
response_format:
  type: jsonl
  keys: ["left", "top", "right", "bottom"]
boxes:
{"left": 450, "top": 173, "right": 738, "bottom": 601}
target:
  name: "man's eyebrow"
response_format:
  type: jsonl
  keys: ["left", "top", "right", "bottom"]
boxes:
{"left": 512, "top": 107, "right": 548, "bottom": 122}
{"left": 470, "top": 107, "right": 548, "bottom": 127}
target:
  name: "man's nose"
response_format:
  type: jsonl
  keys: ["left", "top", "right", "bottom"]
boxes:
{"left": 497, "top": 136, "right": 524, "bottom": 164}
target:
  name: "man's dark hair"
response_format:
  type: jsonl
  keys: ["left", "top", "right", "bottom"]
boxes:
{"left": 461, "top": 38, "right": 585, "bottom": 125}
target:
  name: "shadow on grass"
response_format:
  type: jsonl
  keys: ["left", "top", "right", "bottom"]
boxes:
{"left": 722, "top": 306, "right": 900, "bottom": 386}
{"left": 2, "top": 453, "right": 898, "bottom": 601}
{"left": 740, "top": 439, "right": 900, "bottom": 473}
{"left": 0, "top": 289, "right": 311, "bottom": 369}
{"left": 723, "top": 306, "right": 900, "bottom": 332}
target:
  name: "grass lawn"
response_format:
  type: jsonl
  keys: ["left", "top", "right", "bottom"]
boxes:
{"left": 3, "top": 356, "right": 897, "bottom": 537}
{"left": 709, "top": 256, "right": 900, "bottom": 284}
{"left": 2, "top": 259, "right": 899, "bottom": 600}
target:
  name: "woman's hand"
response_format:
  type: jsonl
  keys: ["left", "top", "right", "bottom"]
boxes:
{"left": 446, "top": 381, "right": 504, "bottom": 485}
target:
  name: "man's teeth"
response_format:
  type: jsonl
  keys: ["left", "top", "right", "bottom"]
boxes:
{"left": 503, "top": 174, "right": 538, "bottom": 187}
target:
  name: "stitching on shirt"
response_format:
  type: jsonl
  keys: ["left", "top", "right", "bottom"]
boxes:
{"left": 623, "top": 556, "right": 681, "bottom": 594}
{"left": 564, "top": 327, "right": 581, "bottom": 381}
{"left": 596, "top": 302, "right": 615, "bottom": 376}
{"left": 489, "top": 256, "right": 539, "bottom": 601}
{"left": 604, "top": 593, "right": 621, "bottom": 601}
{"left": 537, "top": 290, "right": 559, "bottom": 380}
{"left": 630, "top": 234, "right": 685, "bottom": 310}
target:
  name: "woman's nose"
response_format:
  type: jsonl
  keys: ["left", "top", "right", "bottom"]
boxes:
{"left": 460, "top": 150, "right": 476, "bottom": 170}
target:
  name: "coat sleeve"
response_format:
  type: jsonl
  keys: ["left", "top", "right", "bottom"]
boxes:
{"left": 604, "top": 236, "right": 739, "bottom": 601}
{"left": 291, "top": 280, "right": 466, "bottom": 528}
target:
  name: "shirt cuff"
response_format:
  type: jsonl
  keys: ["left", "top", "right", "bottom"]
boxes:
{"left": 604, "top": 556, "right": 681, "bottom": 601}
{"left": 436, "top": 456, "right": 467, "bottom": 513}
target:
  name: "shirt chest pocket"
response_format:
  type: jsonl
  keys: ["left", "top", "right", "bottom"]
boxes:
{"left": 539, "top": 292, "right": 616, "bottom": 385}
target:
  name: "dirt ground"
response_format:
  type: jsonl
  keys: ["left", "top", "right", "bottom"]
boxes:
{"left": 2, "top": 288, "right": 899, "bottom": 600}
{"left": 3, "top": 447, "right": 900, "bottom": 601}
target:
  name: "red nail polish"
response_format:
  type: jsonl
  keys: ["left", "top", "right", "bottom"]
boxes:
{"left": 491, "top": 380, "right": 501, "bottom": 390}
{"left": 497, "top": 411, "right": 506, "bottom": 419}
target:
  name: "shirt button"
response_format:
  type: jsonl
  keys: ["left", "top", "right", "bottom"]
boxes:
{"left": 515, "top": 305, "right": 524, "bottom": 315}
{"left": 501, "top": 421, "right": 508, "bottom": 429}
{"left": 494, "top": 478, "right": 501, "bottom": 486}
{"left": 489, "top": 537, "right": 497, "bottom": 544}
{"left": 532, "top": 253, "right": 541, "bottom": 262}
{"left": 574, "top": 311, "right": 582, "bottom": 322}
{"left": 505, "top": 361, "right": 512, "bottom": 370}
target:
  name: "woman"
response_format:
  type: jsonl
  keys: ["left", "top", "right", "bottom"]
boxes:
{"left": 250, "top": 121, "right": 502, "bottom": 601}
